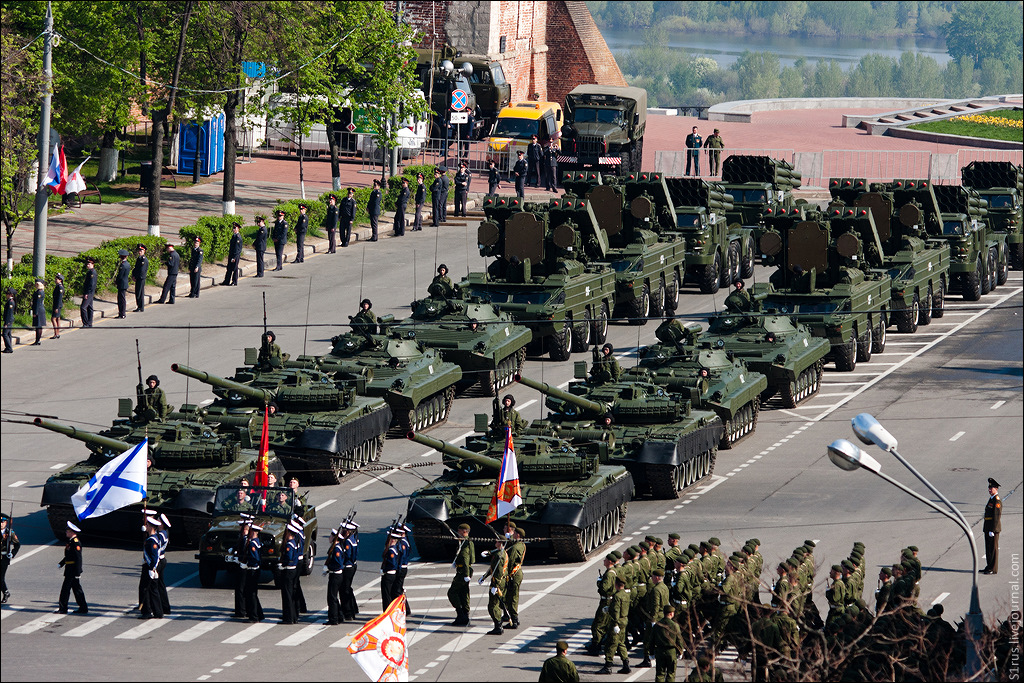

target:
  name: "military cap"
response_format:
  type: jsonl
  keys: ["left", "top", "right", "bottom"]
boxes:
{"left": 328, "top": 193, "right": 337, "bottom": 201}
{"left": 880, "top": 567, "right": 892, "bottom": 577}
{"left": 556, "top": 640, "right": 569, "bottom": 651}
{"left": 651, "top": 568, "right": 665, "bottom": 577}
{"left": 34, "top": 277, "right": 44, "bottom": 285}
{"left": 663, "top": 605, "right": 675, "bottom": 615}
{"left": 292, "top": 515, "right": 306, "bottom": 526}
{"left": 159, "top": 513, "right": 172, "bottom": 528}
{"left": 298, "top": 203, "right": 307, "bottom": 210}
{"left": 830, "top": 564, "right": 843, "bottom": 574}
{"left": 329, "top": 527, "right": 339, "bottom": 537}
{"left": 388, "top": 529, "right": 403, "bottom": 538}
{"left": 605, "top": 553, "right": 617, "bottom": 562}
{"left": 602, "top": 343, "right": 614, "bottom": 355}
{"left": 645, "top": 535, "right": 656, "bottom": 543}
{"left": 250, "top": 524, "right": 263, "bottom": 531}
{"left": 741, "top": 543, "right": 754, "bottom": 554}
{"left": 67, "top": 521, "right": 80, "bottom": 532}
{"left": 669, "top": 533, "right": 681, "bottom": 540}
{"left": 849, "top": 552, "right": 862, "bottom": 562}
{"left": 630, "top": 545, "right": 641, "bottom": 554}
{"left": 802, "top": 544, "right": 815, "bottom": 554}
{"left": 841, "top": 559, "right": 855, "bottom": 571}
{"left": 687, "top": 543, "right": 700, "bottom": 554}
{"left": 988, "top": 477, "right": 1000, "bottom": 488}
{"left": 145, "top": 515, "right": 160, "bottom": 527}
{"left": 54, "top": 272, "right": 63, "bottom": 281}
{"left": 85, "top": 256, "right": 96, "bottom": 263}
{"left": 699, "top": 541, "right": 709, "bottom": 552}
{"left": 901, "top": 548, "right": 914, "bottom": 559}
{"left": 900, "top": 560, "right": 914, "bottom": 572}
{"left": 638, "top": 541, "right": 650, "bottom": 551}
{"left": 682, "top": 548, "right": 695, "bottom": 560}
{"left": 803, "top": 539, "right": 816, "bottom": 548}
{"left": 708, "top": 537, "right": 721, "bottom": 547}
{"left": 785, "top": 558, "right": 799, "bottom": 569}
{"left": 5, "top": 288, "right": 14, "bottom": 296}
{"left": 908, "top": 545, "right": 918, "bottom": 553}
{"left": 232, "top": 221, "right": 241, "bottom": 229}
{"left": 276, "top": 209, "right": 286, "bottom": 216}
{"left": 610, "top": 550, "right": 623, "bottom": 560}
{"left": 341, "top": 521, "right": 359, "bottom": 531}
{"left": 437, "top": 264, "right": 448, "bottom": 273}
{"left": 502, "top": 394, "right": 516, "bottom": 407}
{"left": 732, "top": 278, "right": 744, "bottom": 288}
{"left": 928, "top": 604, "right": 944, "bottom": 617}
{"left": 458, "top": 523, "right": 470, "bottom": 532}
{"left": 853, "top": 541, "right": 865, "bottom": 549}
{"left": 146, "top": 374, "right": 160, "bottom": 386}
{"left": 655, "top": 538, "right": 663, "bottom": 546}
{"left": 748, "top": 538, "right": 760, "bottom": 546}
{"left": 614, "top": 576, "right": 625, "bottom": 585}
{"left": 793, "top": 547, "right": 806, "bottom": 558}
{"left": 238, "top": 518, "right": 253, "bottom": 526}
{"left": 118, "top": 249, "right": 129, "bottom": 257}
{"left": 516, "top": 149, "right": 524, "bottom": 156}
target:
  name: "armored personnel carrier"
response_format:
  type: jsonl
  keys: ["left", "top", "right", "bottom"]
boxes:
{"left": 516, "top": 374, "right": 723, "bottom": 499}
{"left": 196, "top": 485, "right": 318, "bottom": 588}
{"left": 406, "top": 431, "right": 633, "bottom": 563}
{"left": 962, "top": 161, "right": 1022, "bottom": 269}
{"left": 626, "top": 318, "right": 768, "bottom": 447}
{"left": 313, "top": 323, "right": 463, "bottom": 435}
{"left": 755, "top": 207, "right": 891, "bottom": 371}
{"left": 461, "top": 196, "right": 617, "bottom": 360}
{"left": 721, "top": 155, "right": 802, "bottom": 232}
{"left": 391, "top": 294, "right": 532, "bottom": 396}
{"left": 34, "top": 414, "right": 279, "bottom": 545}
{"left": 170, "top": 363, "right": 391, "bottom": 485}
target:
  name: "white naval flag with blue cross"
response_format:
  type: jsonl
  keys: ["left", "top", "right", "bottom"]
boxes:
{"left": 71, "top": 439, "right": 148, "bottom": 520}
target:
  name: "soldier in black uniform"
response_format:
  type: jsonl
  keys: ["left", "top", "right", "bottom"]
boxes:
{"left": 115, "top": 249, "right": 131, "bottom": 317}
{"left": 527, "top": 135, "right": 542, "bottom": 187}
{"left": 1, "top": 512, "right": 20, "bottom": 601}
{"left": 487, "top": 160, "right": 501, "bottom": 195}
{"left": 430, "top": 169, "right": 443, "bottom": 227}
{"left": 156, "top": 244, "right": 180, "bottom": 302}
{"left": 454, "top": 162, "right": 470, "bottom": 217}
{"left": 543, "top": 143, "right": 559, "bottom": 192}
{"left": 339, "top": 521, "right": 360, "bottom": 621}
{"left": 368, "top": 180, "right": 382, "bottom": 242}
{"left": 253, "top": 216, "right": 268, "bottom": 277}
{"left": 513, "top": 151, "right": 527, "bottom": 198}
{"left": 983, "top": 477, "right": 1002, "bottom": 574}
{"left": 413, "top": 173, "right": 426, "bottom": 231}
{"left": 80, "top": 258, "right": 97, "bottom": 326}
{"left": 188, "top": 237, "right": 204, "bottom": 297}
{"left": 31, "top": 278, "right": 45, "bottom": 345}
{"left": 341, "top": 188, "right": 356, "bottom": 247}
{"left": 132, "top": 243, "right": 149, "bottom": 311}
{"left": 223, "top": 223, "right": 242, "bottom": 285}
{"left": 50, "top": 273, "right": 64, "bottom": 339}
{"left": 57, "top": 521, "right": 88, "bottom": 614}
{"left": 1, "top": 288, "right": 13, "bottom": 353}
{"left": 394, "top": 178, "right": 410, "bottom": 236}
{"left": 439, "top": 167, "right": 450, "bottom": 222}
{"left": 272, "top": 210, "right": 287, "bottom": 271}
{"left": 294, "top": 204, "right": 308, "bottom": 263}
{"left": 325, "top": 194, "right": 339, "bottom": 253}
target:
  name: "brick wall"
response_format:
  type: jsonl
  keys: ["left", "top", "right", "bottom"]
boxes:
{"left": 385, "top": 0, "right": 449, "bottom": 49}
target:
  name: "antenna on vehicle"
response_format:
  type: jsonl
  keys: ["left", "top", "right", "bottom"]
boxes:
{"left": 302, "top": 277, "right": 312, "bottom": 356}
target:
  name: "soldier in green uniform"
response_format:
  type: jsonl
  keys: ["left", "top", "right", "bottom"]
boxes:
{"left": 651, "top": 604, "right": 684, "bottom": 682}
{"left": 589, "top": 343, "right": 622, "bottom": 384}
{"left": 724, "top": 279, "right": 753, "bottom": 314}
{"left": 448, "top": 523, "right": 474, "bottom": 626}
{"left": 504, "top": 525, "right": 526, "bottom": 629}
{"left": 772, "top": 562, "right": 794, "bottom": 615}
{"left": 686, "top": 654, "right": 724, "bottom": 682}
{"left": 703, "top": 128, "right": 725, "bottom": 176}
{"left": 429, "top": 264, "right": 457, "bottom": 299}
{"left": 874, "top": 566, "right": 893, "bottom": 615}
{"left": 647, "top": 536, "right": 666, "bottom": 575}
{"left": 136, "top": 375, "right": 169, "bottom": 422}
{"left": 712, "top": 554, "right": 745, "bottom": 646}
{"left": 751, "top": 602, "right": 800, "bottom": 682}
{"left": 841, "top": 559, "right": 859, "bottom": 607}
{"left": 538, "top": 640, "right": 579, "bottom": 683}
{"left": 480, "top": 538, "right": 508, "bottom": 635}
{"left": 824, "top": 564, "right": 847, "bottom": 633}
{"left": 599, "top": 577, "right": 631, "bottom": 675}
{"left": 587, "top": 553, "right": 619, "bottom": 655}
{"left": 491, "top": 394, "right": 528, "bottom": 435}
{"left": 257, "top": 330, "right": 285, "bottom": 370}
{"left": 745, "top": 539, "right": 763, "bottom": 604}
{"left": 351, "top": 299, "right": 377, "bottom": 337}
{"left": 639, "top": 568, "right": 671, "bottom": 667}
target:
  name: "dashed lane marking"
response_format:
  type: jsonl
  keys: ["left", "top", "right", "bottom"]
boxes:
{"left": 169, "top": 617, "right": 227, "bottom": 642}
{"left": 932, "top": 592, "right": 950, "bottom": 605}
{"left": 0, "top": 606, "right": 24, "bottom": 620}
{"left": 9, "top": 612, "right": 64, "bottom": 634}
{"left": 950, "top": 431, "right": 966, "bottom": 441}
{"left": 50, "top": 463, "right": 67, "bottom": 469}
{"left": 8, "top": 481, "right": 26, "bottom": 488}
{"left": 991, "top": 401, "right": 1006, "bottom": 410}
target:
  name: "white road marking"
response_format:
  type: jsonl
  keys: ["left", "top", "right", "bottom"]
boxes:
{"left": 9, "top": 612, "right": 65, "bottom": 634}
{"left": 932, "top": 592, "right": 950, "bottom": 605}
{"left": 1, "top": 605, "right": 24, "bottom": 620}
{"left": 950, "top": 431, "right": 966, "bottom": 441}
{"left": 63, "top": 611, "right": 122, "bottom": 637}
{"left": 50, "top": 463, "right": 67, "bottom": 469}
{"left": 10, "top": 540, "right": 57, "bottom": 565}
{"left": 8, "top": 481, "right": 26, "bottom": 488}
{"left": 492, "top": 625, "right": 552, "bottom": 654}
{"left": 438, "top": 625, "right": 489, "bottom": 652}
{"left": 275, "top": 611, "right": 329, "bottom": 646}
{"left": 991, "top": 401, "right": 1006, "bottom": 410}
{"left": 564, "top": 627, "right": 592, "bottom": 652}
{"left": 169, "top": 617, "right": 227, "bottom": 642}
{"left": 222, "top": 621, "right": 275, "bottom": 644}
{"left": 114, "top": 614, "right": 179, "bottom": 639}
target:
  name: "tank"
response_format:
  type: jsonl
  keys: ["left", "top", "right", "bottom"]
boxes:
{"left": 515, "top": 374, "right": 724, "bottom": 500}
{"left": 34, "top": 416, "right": 280, "bottom": 546}
{"left": 391, "top": 294, "right": 533, "bottom": 396}
{"left": 312, "top": 325, "right": 463, "bottom": 435}
{"left": 460, "top": 195, "right": 617, "bottom": 361}
{"left": 405, "top": 431, "right": 633, "bottom": 563}
{"left": 626, "top": 319, "right": 768, "bottom": 448}
{"left": 171, "top": 364, "right": 392, "bottom": 485}
{"left": 196, "top": 485, "right": 318, "bottom": 588}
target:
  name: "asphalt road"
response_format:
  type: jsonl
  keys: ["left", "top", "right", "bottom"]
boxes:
{"left": 1, "top": 221, "right": 1021, "bottom": 682}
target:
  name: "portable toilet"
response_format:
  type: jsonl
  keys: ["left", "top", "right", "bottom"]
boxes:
{"left": 178, "top": 112, "right": 225, "bottom": 176}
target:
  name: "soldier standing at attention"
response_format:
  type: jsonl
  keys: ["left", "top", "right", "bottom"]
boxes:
{"left": 253, "top": 216, "right": 267, "bottom": 278}
{"left": 513, "top": 150, "right": 527, "bottom": 198}
{"left": 231, "top": 516, "right": 253, "bottom": 618}
{"left": 983, "top": 477, "right": 1002, "bottom": 574}
{"left": 80, "top": 258, "right": 97, "bottom": 327}
{"left": 1, "top": 288, "right": 13, "bottom": 353}
{"left": 481, "top": 537, "right": 509, "bottom": 635}
{"left": 454, "top": 162, "right": 470, "bottom": 217}
{"left": 114, "top": 249, "right": 131, "bottom": 317}
{"left": 704, "top": 128, "right": 724, "bottom": 176}
{"left": 544, "top": 141, "right": 559, "bottom": 192}
{"left": 294, "top": 203, "right": 308, "bottom": 263}
{"left": 875, "top": 566, "right": 893, "bottom": 615}
{"left": 487, "top": 159, "right": 501, "bottom": 195}
{"left": 139, "top": 516, "right": 164, "bottom": 619}
{"left": 243, "top": 523, "right": 264, "bottom": 622}
{"left": 538, "top": 640, "right": 579, "bottom": 683}
{"left": 156, "top": 244, "right": 180, "bottom": 302}
{"left": 439, "top": 167, "right": 450, "bottom": 222}
{"left": 1, "top": 513, "right": 21, "bottom": 602}
{"left": 279, "top": 523, "right": 301, "bottom": 624}
{"left": 368, "top": 179, "right": 382, "bottom": 242}
{"left": 50, "top": 273, "right": 64, "bottom": 339}
{"left": 380, "top": 530, "right": 401, "bottom": 610}
{"left": 413, "top": 173, "right": 426, "bottom": 231}
{"left": 340, "top": 521, "right": 360, "bottom": 621}
{"left": 448, "top": 523, "right": 474, "bottom": 626}
{"left": 685, "top": 127, "right": 702, "bottom": 177}
{"left": 430, "top": 169, "right": 444, "bottom": 227}
{"left": 56, "top": 521, "right": 87, "bottom": 614}
{"left": 590, "top": 343, "right": 622, "bottom": 384}
{"left": 188, "top": 236, "right": 204, "bottom": 296}
{"left": 639, "top": 569, "right": 671, "bottom": 668}
{"left": 504, "top": 526, "right": 526, "bottom": 629}
{"left": 325, "top": 194, "right": 339, "bottom": 253}
{"left": 599, "top": 576, "right": 630, "bottom": 674}
{"left": 395, "top": 524, "right": 413, "bottom": 616}
{"left": 224, "top": 222, "right": 242, "bottom": 285}
{"left": 31, "top": 278, "right": 45, "bottom": 345}
{"left": 491, "top": 394, "right": 528, "bottom": 435}
{"left": 324, "top": 528, "right": 343, "bottom": 625}
{"left": 825, "top": 564, "right": 847, "bottom": 632}
{"left": 394, "top": 178, "right": 410, "bottom": 237}
{"left": 587, "top": 553, "right": 618, "bottom": 654}
{"left": 132, "top": 243, "right": 149, "bottom": 312}
{"left": 340, "top": 188, "right": 356, "bottom": 247}
{"left": 272, "top": 210, "right": 287, "bottom": 271}
{"left": 527, "top": 135, "right": 542, "bottom": 187}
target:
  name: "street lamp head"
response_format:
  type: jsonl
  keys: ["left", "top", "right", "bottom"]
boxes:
{"left": 851, "top": 413, "right": 898, "bottom": 452}
{"left": 828, "top": 439, "right": 882, "bottom": 473}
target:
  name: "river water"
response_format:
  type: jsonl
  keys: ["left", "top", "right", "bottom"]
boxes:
{"left": 601, "top": 26, "right": 951, "bottom": 71}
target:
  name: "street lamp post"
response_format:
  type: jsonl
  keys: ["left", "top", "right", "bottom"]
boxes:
{"left": 827, "top": 413, "right": 986, "bottom": 679}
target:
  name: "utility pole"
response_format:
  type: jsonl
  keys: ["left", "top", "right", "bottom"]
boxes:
{"left": 390, "top": 1, "right": 404, "bottom": 179}
{"left": 32, "top": 0, "right": 54, "bottom": 280}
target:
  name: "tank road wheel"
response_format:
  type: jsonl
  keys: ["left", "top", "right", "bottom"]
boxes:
{"left": 981, "top": 252, "right": 993, "bottom": 295}
{"left": 571, "top": 308, "right": 592, "bottom": 352}
{"left": 198, "top": 559, "right": 218, "bottom": 588}
{"left": 834, "top": 333, "right": 858, "bottom": 372}
{"left": 665, "top": 271, "right": 681, "bottom": 312}
{"left": 872, "top": 309, "right": 887, "bottom": 354}
{"left": 591, "top": 301, "right": 610, "bottom": 345}
{"left": 918, "top": 285, "right": 933, "bottom": 326}
{"left": 932, "top": 279, "right": 945, "bottom": 319}
{"left": 740, "top": 236, "right": 755, "bottom": 279}
{"left": 647, "top": 464, "right": 683, "bottom": 500}
{"left": 962, "top": 258, "right": 982, "bottom": 301}
{"left": 481, "top": 368, "right": 499, "bottom": 397}
{"left": 650, "top": 279, "right": 666, "bottom": 320}
{"left": 550, "top": 525, "right": 586, "bottom": 563}
{"left": 780, "top": 375, "right": 800, "bottom": 409}
{"left": 857, "top": 319, "right": 873, "bottom": 363}
{"left": 700, "top": 253, "right": 721, "bottom": 295}
{"left": 549, "top": 316, "right": 573, "bottom": 361}
{"left": 896, "top": 294, "right": 919, "bottom": 334}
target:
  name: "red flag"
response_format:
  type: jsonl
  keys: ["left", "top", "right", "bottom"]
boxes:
{"left": 253, "top": 406, "right": 270, "bottom": 488}
{"left": 44, "top": 143, "right": 68, "bottom": 195}
{"left": 485, "top": 427, "right": 522, "bottom": 523}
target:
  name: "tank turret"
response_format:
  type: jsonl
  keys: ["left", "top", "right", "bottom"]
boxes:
{"left": 514, "top": 374, "right": 609, "bottom": 416}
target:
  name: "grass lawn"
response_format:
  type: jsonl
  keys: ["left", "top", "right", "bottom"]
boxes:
{"left": 909, "top": 108, "right": 1023, "bottom": 142}
{"left": 63, "top": 154, "right": 197, "bottom": 205}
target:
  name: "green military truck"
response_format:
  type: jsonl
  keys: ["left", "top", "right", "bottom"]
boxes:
{"left": 414, "top": 47, "right": 479, "bottom": 140}
{"left": 755, "top": 208, "right": 891, "bottom": 371}
{"left": 721, "top": 155, "right": 802, "bottom": 231}
{"left": 828, "top": 178, "right": 951, "bottom": 334}
{"left": 461, "top": 196, "right": 617, "bottom": 361}
{"left": 664, "top": 177, "right": 756, "bottom": 294}
{"left": 961, "top": 161, "right": 1023, "bottom": 269}
{"left": 558, "top": 85, "right": 647, "bottom": 175}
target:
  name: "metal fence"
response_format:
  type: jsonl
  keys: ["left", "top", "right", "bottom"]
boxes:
{"left": 655, "top": 148, "right": 795, "bottom": 179}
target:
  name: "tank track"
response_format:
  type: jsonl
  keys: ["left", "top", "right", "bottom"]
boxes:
{"left": 409, "top": 519, "right": 458, "bottom": 561}
{"left": 303, "top": 434, "right": 385, "bottom": 485}
{"left": 646, "top": 448, "right": 717, "bottom": 500}
{"left": 550, "top": 502, "right": 628, "bottom": 563}
{"left": 779, "top": 362, "right": 823, "bottom": 408}
{"left": 720, "top": 397, "right": 760, "bottom": 449}
{"left": 389, "top": 386, "right": 456, "bottom": 437}
{"left": 479, "top": 347, "right": 527, "bottom": 397}
{"left": 47, "top": 504, "right": 77, "bottom": 542}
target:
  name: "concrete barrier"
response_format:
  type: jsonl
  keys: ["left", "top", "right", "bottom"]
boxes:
{"left": 707, "top": 97, "right": 947, "bottom": 123}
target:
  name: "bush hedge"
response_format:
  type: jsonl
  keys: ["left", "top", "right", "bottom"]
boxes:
{"left": 178, "top": 214, "right": 244, "bottom": 264}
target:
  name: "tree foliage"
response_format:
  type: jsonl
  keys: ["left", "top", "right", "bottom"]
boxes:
{"left": 944, "top": 1, "right": 1023, "bottom": 65}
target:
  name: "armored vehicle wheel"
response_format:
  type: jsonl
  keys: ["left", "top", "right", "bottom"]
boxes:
{"left": 932, "top": 279, "right": 945, "bottom": 319}
{"left": 834, "top": 333, "right": 857, "bottom": 371}
{"left": 918, "top": 286, "right": 933, "bottom": 326}
{"left": 981, "top": 253, "right": 993, "bottom": 295}
{"left": 650, "top": 280, "right": 665, "bottom": 320}
{"left": 301, "top": 542, "right": 317, "bottom": 576}
{"left": 997, "top": 249, "right": 1008, "bottom": 286}
{"left": 727, "top": 242, "right": 741, "bottom": 284}
{"left": 591, "top": 302, "right": 610, "bottom": 345}
{"left": 549, "top": 319, "right": 573, "bottom": 361}
{"left": 871, "top": 311, "right": 887, "bottom": 354}
{"left": 571, "top": 308, "right": 592, "bottom": 352}
{"left": 857, "top": 322, "right": 872, "bottom": 363}
{"left": 482, "top": 348, "right": 525, "bottom": 396}
{"left": 719, "top": 249, "right": 733, "bottom": 289}
{"left": 1011, "top": 242, "right": 1024, "bottom": 270}
{"left": 740, "top": 237, "right": 755, "bottom": 279}
{"left": 962, "top": 259, "right": 982, "bottom": 301}
{"left": 198, "top": 559, "right": 218, "bottom": 588}
{"left": 988, "top": 247, "right": 999, "bottom": 290}
{"left": 721, "top": 398, "right": 759, "bottom": 448}
{"left": 627, "top": 284, "right": 651, "bottom": 325}
{"left": 896, "top": 294, "right": 919, "bottom": 334}
{"left": 665, "top": 271, "right": 681, "bottom": 312}
{"left": 699, "top": 253, "right": 721, "bottom": 295}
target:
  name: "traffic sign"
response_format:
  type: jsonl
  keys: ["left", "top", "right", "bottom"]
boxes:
{"left": 346, "top": 122, "right": 356, "bottom": 133}
{"left": 449, "top": 112, "right": 468, "bottom": 124}
{"left": 451, "top": 89, "right": 468, "bottom": 111}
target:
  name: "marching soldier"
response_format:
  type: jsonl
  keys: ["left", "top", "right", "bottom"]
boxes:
{"left": 139, "top": 516, "right": 164, "bottom": 619}
{"left": 651, "top": 604, "right": 684, "bottom": 683}
{"left": 686, "top": 654, "right": 723, "bottom": 682}
{"left": 824, "top": 564, "right": 847, "bottom": 632}
{"left": 325, "top": 528, "right": 344, "bottom": 625}
{"left": 380, "top": 530, "right": 401, "bottom": 610}
{"left": 983, "top": 477, "right": 1002, "bottom": 574}
{"left": 243, "top": 523, "right": 264, "bottom": 622}
{"left": 279, "top": 523, "right": 301, "bottom": 624}
{"left": 56, "top": 521, "right": 88, "bottom": 614}
{"left": 587, "top": 553, "right": 619, "bottom": 655}
{"left": 448, "top": 523, "right": 475, "bottom": 626}
{"left": 340, "top": 521, "right": 359, "bottom": 621}
{"left": 1, "top": 513, "right": 19, "bottom": 602}
{"left": 639, "top": 569, "right": 670, "bottom": 668}
{"left": 231, "top": 515, "right": 254, "bottom": 618}
{"left": 480, "top": 537, "right": 509, "bottom": 635}
{"left": 538, "top": 639, "right": 579, "bottom": 683}
{"left": 599, "top": 577, "right": 630, "bottom": 674}
{"left": 875, "top": 566, "right": 894, "bottom": 615}
{"left": 504, "top": 526, "right": 526, "bottom": 629}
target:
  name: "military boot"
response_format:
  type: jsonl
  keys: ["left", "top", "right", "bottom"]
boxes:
{"left": 597, "top": 664, "right": 614, "bottom": 675}
{"left": 618, "top": 660, "right": 631, "bottom": 674}
{"left": 638, "top": 657, "right": 652, "bottom": 668}
{"left": 487, "top": 622, "right": 504, "bottom": 636}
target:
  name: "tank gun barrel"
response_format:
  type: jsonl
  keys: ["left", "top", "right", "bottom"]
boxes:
{"left": 171, "top": 364, "right": 273, "bottom": 403}
{"left": 515, "top": 374, "right": 608, "bottom": 415}
{"left": 33, "top": 417, "right": 133, "bottom": 453}
{"left": 406, "top": 431, "right": 502, "bottom": 471}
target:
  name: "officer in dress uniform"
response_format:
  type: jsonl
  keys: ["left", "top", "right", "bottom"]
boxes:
{"left": 983, "top": 477, "right": 1002, "bottom": 574}
{"left": 50, "top": 272, "right": 64, "bottom": 339}
{"left": 513, "top": 151, "right": 527, "bottom": 198}
{"left": 325, "top": 194, "right": 339, "bottom": 253}
{"left": 413, "top": 174, "right": 426, "bottom": 231}
{"left": 394, "top": 178, "right": 410, "bottom": 236}
{"left": 31, "top": 278, "right": 45, "bottom": 345}
{"left": 188, "top": 237, "right": 204, "bottom": 297}
{"left": 156, "top": 513, "right": 172, "bottom": 614}
{"left": 325, "top": 528, "right": 344, "bottom": 624}
{"left": 132, "top": 243, "right": 149, "bottom": 312}
{"left": 291, "top": 514, "right": 308, "bottom": 614}
{"left": 380, "top": 531, "right": 402, "bottom": 610}
{"left": 114, "top": 249, "right": 131, "bottom": 318}
{"left": 80, "top": 258, "right": 97, "bottom": 326}
{"left": 223, "top": 223, "right": 242, "bottom": 285}
{"left": 57, "top": 521, "right": 88, "bottom": 614}
{"left": 368, "top": 180, "right": 382, "bottom": 241}
{"left": 487, "top": 160, "right": 501, "bottom": 196}
{"left": 232, "top": 515, "right": 254, "bottom": 618}
{"left": 1, "top": 513, "right": 21, "bottom": 602}
{"left": 454, "top": 162, "right": 470, "bottom": 217}
{"left": 272, "top": 210, "right": 287, "bottom": 271}
{"left": 253, "top": 217, "right": 268, "bottom": 277}
{"left": 156, "top": 244, "right": 180, "bottom": 302}
{"left": 340, "top": 188, "right": 357, "bottom": 247}
{"left": 243, "top": 523, "right": 264, "bottom": 622}
{"left": 339, "top": 521, "right": 359, "bottom": 620}
{"left": 448, "top": 523, "right": 474, "bottom": 626}
{"left": 395, "top": 524, "right": 413, "bottom": 616}
{"left": 140, "top": 516, "right": 164, "bottom": 619}
{"left": 294, "top": 204, "right": 308, "bottom": 262}
{"left": 430, "top": 169, "right": 444, "bottom": 227}
{"left": 279, "top": 523, "right": 301, "bottom": 624}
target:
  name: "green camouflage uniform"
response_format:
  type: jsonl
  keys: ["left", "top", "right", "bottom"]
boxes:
{"left": 447, "top": 538, "right": 475, "bottom": 613}
{"left": 605, "top": 588, "right": 630, "bottom": 665}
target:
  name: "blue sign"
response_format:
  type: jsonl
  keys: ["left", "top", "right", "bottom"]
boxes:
{"left": 451, "top": 89, "right": 468, "bottom": 112}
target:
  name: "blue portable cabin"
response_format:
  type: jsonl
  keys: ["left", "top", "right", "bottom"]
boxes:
{"left": 178, "top": 112, "right": 226, "bottom": 176}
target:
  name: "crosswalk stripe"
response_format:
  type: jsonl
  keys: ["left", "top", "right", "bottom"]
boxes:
{"left": 115, "top": 614, "right": 179, "bottom": 639}
{"left": 439, "top": 625, "right": 489, "bottom": 652}
{"left": 276, "top": 611, "right": 329, "bottom": 646}
{"left": 169, "top": 618, "right": 227, "bottom": 642}
{"left": 9, "top": 612, "right": 65, "bottom": 634}
{"left": 493, "top": 625, "right": 551, "bottom": 654}
{"left": 1, "top": 606, "right": 24, "bottom": 620}
{"left": 564, "top": 627, "right": 591, "bottom": 652}
{"left": 408, "top": 618, "right": 449, "bottom": 645}
{"left": 222, "top": 621, "right": 275, "bottom": 644}
{"left": 63, "top": 611, "right": 121, "bottom": 637}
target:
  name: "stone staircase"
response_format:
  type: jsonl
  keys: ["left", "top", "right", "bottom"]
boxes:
{"left": 843, "top": 95, "right": 1022, "bottom": 135}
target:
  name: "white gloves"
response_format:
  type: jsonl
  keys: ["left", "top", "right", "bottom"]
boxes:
{"left": 988, "top": 532, "right": 995, "bottom": 537}
{"left": 464, "top": 576, "right": 471, "bottom": 583}
{"left": 478, "top": 577, "right": 485, "bottom": 585}
{"left": 613, "top": 625, "right": 620, "bottom": 634}
{"left": 481, "top": 550, "right": 490, "bottom": 558}
{"left": 148, "top": 569, "right": 159, "bottom": 579}
{"left": 490, "top": 587, "right": 498, "bottom": 595}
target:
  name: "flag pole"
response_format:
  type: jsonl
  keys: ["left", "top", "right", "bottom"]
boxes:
{"left": 32, "top": 0, "right": 54, "bottom": 280}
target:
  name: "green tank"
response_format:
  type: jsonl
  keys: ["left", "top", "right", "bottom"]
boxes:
{"left": 461, "top": 195, "right": 617, "bottom": 361}
{"left": 515, "top": 374, "right": 723, "bottom": 500}
{"left": 392, "top": 294, "right": 532, "bottom": 396}
{"left": 170, "top": 363, "right": 392, "bottom": 485}
{"left": 313, "top": 322, "right": 463, "bottom": 435}
{"left": 196, "top": 485, "right": 318, "bottom": 588}
{"left": 34, "top": 415, "right": 279, "bottom": 546}
{"left": 755, "top": 207, "right": 892, "bottom": 372}
{"left": 406, "top": 430, "right": 633, "bottom": 563}
{"left": 626, "top": 319, "right": 768, "bottom": 448}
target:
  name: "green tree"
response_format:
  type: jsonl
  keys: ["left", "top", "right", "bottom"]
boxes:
{"left": 779, "top": 65, "right": 805, "bottom": 98}
{"left": 809, "top": 61, "right": 845, "bottom": 97}
{"left": 844, "top": 54, "right": 897, "bottom": 97}
{"left": 941, "top": 58, "right": 981, "bottom": 98}
{"left": 893, "top": 52, "right": 943, "bottom": 97}
{"left": 733, "top": 51, "right": 781, "bottom": 100}
{"left": 944, "top": 1, "right": 1023, "bottom": 65}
